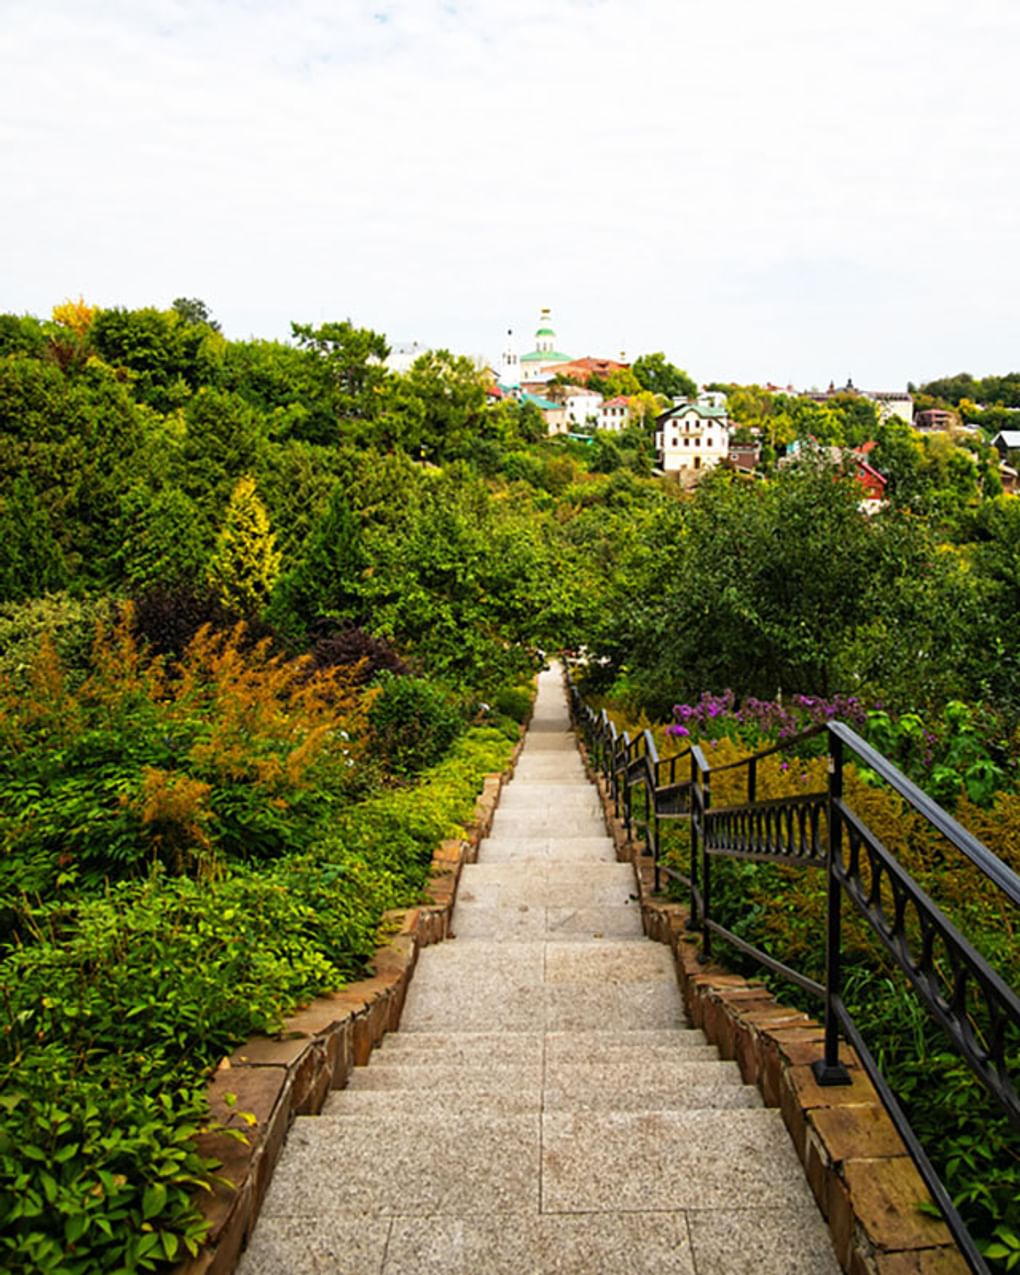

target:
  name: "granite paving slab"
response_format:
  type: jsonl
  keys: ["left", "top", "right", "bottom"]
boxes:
{"left": 541, "top": 1109, "right": 817, "bottom": 1213}
{"left": 382, "top": 1212, "right": 696, "bottom": 1275}
{"left": 260, "top": 1114, "right": 540, "bottom": 1217}
{"left": 685, "top": 1205, "right": 842, "bottom": 1274}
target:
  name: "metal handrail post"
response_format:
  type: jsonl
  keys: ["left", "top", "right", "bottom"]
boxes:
{"left": 688, "top": 747, "right": 701, "bottom": 930}
{"left": 699, "top": 754, "right": 713, "bottom": 962}
{"left": 814, "top": 728, "right": 851, "bottom": 1085}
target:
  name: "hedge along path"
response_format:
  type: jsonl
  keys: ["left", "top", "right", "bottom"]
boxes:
{"left": 234, "top": 663, "right": 841, "bottom": 1274}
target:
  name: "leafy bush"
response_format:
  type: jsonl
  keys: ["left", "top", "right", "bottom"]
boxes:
{"left": 492, "top": 685, "right": 533, "bottom": 725}
{"left": 368, "top": 674, "right": 465, "bottom": 776}
{"left": 0, "top": 610, "right": 372, "bottom": 914}
{"left": 1, "top": 723, "right": 514, "bottom": 1272}
{"left": 308, "top": 626, "right": 408, "bottom": 686}
{"left": 0, "top": 593, "right": 114, "bottom": 686}
{"left": 130, "top": 585, "right": 277, "bottom": 661}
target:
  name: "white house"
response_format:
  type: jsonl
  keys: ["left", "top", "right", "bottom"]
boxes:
{"left": 655, "top": 396, "right": 730, "bottom": 480}
{"left": 866, "top": 390, "right": 914, "bottom": 425}
{"left": 386, "top": 341, "right": 429, "bottom": 374}
{"left": 562, "top": 386, "right": 604, "bottom": 429}
{"left": 598, "top": 396, "right": 632, "bottom": 431}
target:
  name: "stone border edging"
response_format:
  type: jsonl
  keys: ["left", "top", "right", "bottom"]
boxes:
{"left": 176, "top": 726, "right": 529, "bottom": 1275}
{"left": 577, "top": 739, "right": 968, "bottom": 1275}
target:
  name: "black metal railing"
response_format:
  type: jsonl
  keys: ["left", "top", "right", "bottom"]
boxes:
{"left": 566, "top": 667, "right": 1020, "bottom": 1274}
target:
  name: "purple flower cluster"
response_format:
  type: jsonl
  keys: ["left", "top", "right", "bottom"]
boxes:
{"left": 666, "top": 690, "right": 868, "bottom": 745}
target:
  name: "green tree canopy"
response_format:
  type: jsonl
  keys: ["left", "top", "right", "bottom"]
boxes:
{"left": 632, "top": 352, "right": 697, "bottom": 400}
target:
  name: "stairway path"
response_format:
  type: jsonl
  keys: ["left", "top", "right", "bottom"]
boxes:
{"left": 239, "top": 665, "right": 840, "bottom": 1274}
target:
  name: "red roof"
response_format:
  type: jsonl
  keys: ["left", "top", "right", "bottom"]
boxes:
{"left": 603, "top": 396, "right": 630, "bottom": 407}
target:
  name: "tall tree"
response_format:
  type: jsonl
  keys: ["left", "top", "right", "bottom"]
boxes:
{"left": 268, "top": 484, "right": 366, "bottom": 639}
{"left": 290, "top": 320, "right": 390, "bottom": 441}
{"left": 206, "top": 475, "right": 281, "bottom": 617}
{"left": 171, "top": 297, "right": 221, "bottom": 331}
{"left": 632, "top": 352, "right": 697, "bottom": 400}
{"left": 0, "top": 475, "right": 68, "bottom": 601}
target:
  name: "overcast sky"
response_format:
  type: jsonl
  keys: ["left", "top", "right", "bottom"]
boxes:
{"left": 2, "top": 0, "right": 1018, "bottom": 388}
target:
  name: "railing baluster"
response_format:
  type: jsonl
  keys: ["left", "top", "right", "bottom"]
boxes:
{"left": 814, "top": 729, "right": 851, "bottom": 1085}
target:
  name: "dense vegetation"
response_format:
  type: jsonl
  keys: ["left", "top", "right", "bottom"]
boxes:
{"left": 1, "top": 297, "right": 1018, "bottom": 1269}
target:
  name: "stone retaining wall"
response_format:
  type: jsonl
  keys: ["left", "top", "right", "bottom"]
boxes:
{"left": 580, "top": 744, "right": 968, "bottom": 1275}
{"left": 176, "top": 729, "right": 528, "bottom": 1275}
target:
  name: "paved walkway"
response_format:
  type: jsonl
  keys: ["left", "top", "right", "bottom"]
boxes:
{"left": 240, "top": 665, "right": 840, "bottom": 1273}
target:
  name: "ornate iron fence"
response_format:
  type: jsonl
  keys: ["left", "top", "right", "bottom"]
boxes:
{"left": 566, "top": 667, "right": 1020, "bottom": 1274}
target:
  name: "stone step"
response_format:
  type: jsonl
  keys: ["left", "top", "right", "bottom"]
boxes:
{"left": 351, "top": 1050, "right": 734, "bottom": 1091}
{"left": 542, "top": 1107, "right": 821, "bottom": 1213}
{"left": 460, "top": 860, "right": 634, "bottom": 886}
{"left": 255, "top": 1108, "right": 822, "bottom": 1219}
{"left": 400, "top": 981, "right": 686, "bottom": 1034}
{"left": 322, "top": 1088, "right": 544, "bottom": 1117}
{"left": 402, "top": 938, "right": 676, "bottom": 982}
{"left": 497, "top": 789, "right": 601, "bottom": 810}
{"left": 240, "top": 1205, "right": 839, "bottom": 1274}
{"left": 374, "top": 1028, "right": 709, "bottom": 1060}
{"left": 511, "top": 764, "right": 581, "bottom": 774}
{"left": 451, "top": 904, "right": 643, "bottom": 941}
{"left": 455, "top": 865, "right": 636, "bottom": 906}
{"left": 542, "top": 1084, "right": 764, "bottom": 1114}
{"left": 347, "top": 1062, "right": 544, "bottom": 1091}
{"left": 488, "top": 816, "right": 609, "bottom": 840}
{"left": 481, "top": 838, "right": 617, "bottom": 863}
{"left": 256, "top": 1113, "right": 541, "bottom": 1219}
{"left": 373, "top": 1030, "right": 545, "bottom": 1060}
{"left": 322, "top": 1081, "right": 761, "bottom": 1119}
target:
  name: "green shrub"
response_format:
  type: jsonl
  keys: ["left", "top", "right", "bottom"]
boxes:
{"left": 492, "top": 684, "right": 533, "bottom": 725}
{"left": 1, "top": 724, "right": 514, "bottom": 1273}
{"left": 368, "top": 674, "right": 465, "bottom": 776}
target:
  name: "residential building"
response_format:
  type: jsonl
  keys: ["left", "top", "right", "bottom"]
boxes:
{"left": 521, "top": 391, "right": 568, "bottom": 435}
{"left": 598, "top": 396, "right": 632, "bottom": 431}
{"left": 728, "top": 439, "right": 761, "bottom": 472}
{"left": 549, "top": 384, "right": 603, "bottom": 429}
{"left": 915, "top": 408, "right": 959, "bottom": 432}
{"left": 991, "top": 430, "right": 1020, "bottom": 459}
{"left": 655, "top": 396, "right": 730, "bottom": 480}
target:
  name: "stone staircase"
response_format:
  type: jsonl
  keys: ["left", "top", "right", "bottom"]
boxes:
{"left": 239, "top": 665, "right": 841, "bottom": 1273}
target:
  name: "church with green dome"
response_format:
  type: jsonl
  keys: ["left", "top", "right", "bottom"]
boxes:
{"left": 501, "top": 308, "right": 573, "bottom": 388}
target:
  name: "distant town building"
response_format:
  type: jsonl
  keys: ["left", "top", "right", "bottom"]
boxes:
{"left": 991, "top": 430, "right": 1020, "bottom": 459}
{"left": 386, "top": 340, "right": 429, "bottom": 374}
{"left": 499, "top": 329, "right": 522, "bottom": 390}
{"left": 727, "top": 439, "right": 761, "bottom": 472}
{"left": 598, "top": 396, "right": 632, "bottom": 431}
{"left": 914, "top": 408, "right": 959, "bottom": 432}
{"left": 521, "top": 391, "right": 568, "bottom": 435}
{"left": 519, "top": 309, "right": 573, "bottom": 385}
{"left": 807, "top": 379, "right": 913, "bottom": 424}
{"left": 559, "top": 386, "right": 603, "bottom": 428}
{"left": 552, "top": 355, "right": 630, "bottom": 386}
{"left": 867, "top": 391, "right": 914, "bottom": 425}
{"left": 655, "top": 395, "right": 730, "bottom": 481}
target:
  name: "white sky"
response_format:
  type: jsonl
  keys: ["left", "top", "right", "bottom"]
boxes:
{"left": 2, "top": 0, "right": 1018, "bottom": 388}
